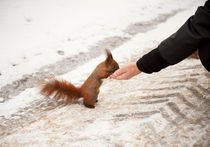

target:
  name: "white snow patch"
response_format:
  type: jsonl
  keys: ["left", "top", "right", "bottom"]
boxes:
{"left": 0, "top": 88, "right": 41, "bottom": 117}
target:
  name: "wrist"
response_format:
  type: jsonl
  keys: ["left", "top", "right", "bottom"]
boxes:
{"left": 132, "top": 62, "right": 141, "bottom": 76}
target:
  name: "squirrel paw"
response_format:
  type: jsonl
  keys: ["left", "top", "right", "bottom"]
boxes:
{"left": 84, "top": 104, "right": 95, "bottom": 109}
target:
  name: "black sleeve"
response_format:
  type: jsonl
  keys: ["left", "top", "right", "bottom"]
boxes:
{"left": 136, "top": 0, "right": 210, "bottom": 74}
{"left": 136, "top": 48, "right": 169, "bottom": 73}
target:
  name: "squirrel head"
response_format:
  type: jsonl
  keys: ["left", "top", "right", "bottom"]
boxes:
{"left": 104, "top": 49, "right": 119, "bottom": 78}
{"left": 94, "top": 49, "right": 119, "bottom": 79}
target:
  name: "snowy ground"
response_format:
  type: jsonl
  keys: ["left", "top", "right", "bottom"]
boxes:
{"left": 0, "top": 0, "right": 209, "bottom": 146}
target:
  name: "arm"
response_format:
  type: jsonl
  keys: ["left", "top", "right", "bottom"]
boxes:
{"left": 137, "top": 0, "right": 210, "bottom": 73}
{"left": 111, "top": 0, "right": 210, "bottom": 80}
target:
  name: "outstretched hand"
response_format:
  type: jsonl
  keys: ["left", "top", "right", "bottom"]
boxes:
{"left": 110, "top": 62, "right": 141, "bottom": 80}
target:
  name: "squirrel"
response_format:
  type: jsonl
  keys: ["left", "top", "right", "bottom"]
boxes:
{"left": 39, "top": 49, "right": 119, "bottom": 108}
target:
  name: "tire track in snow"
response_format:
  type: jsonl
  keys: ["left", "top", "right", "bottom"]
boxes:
{"left": 0, "top": 40, "right": 209, "bottom": 147}
{"left": 109, "top": 61, "right": 209, "bottom": 146}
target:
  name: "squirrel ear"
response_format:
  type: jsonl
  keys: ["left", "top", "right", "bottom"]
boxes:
{"left": 105, "top": 48, "right": 113, "bottom": 59}
{"left": 105, "top": 49, "right": 113, "bottom": 65}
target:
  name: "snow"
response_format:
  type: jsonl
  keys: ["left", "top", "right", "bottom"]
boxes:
{"left": 0, "top": 0, "right": 209, "bottom": 146}
{"left": 0, "top": 88, "right": 40, "bottom": 118}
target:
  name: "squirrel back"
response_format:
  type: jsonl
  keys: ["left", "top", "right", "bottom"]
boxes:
{"left": 39, "top": 49, "right": 119, "bottom": 108}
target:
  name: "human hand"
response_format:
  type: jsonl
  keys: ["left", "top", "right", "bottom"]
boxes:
{"left": 110, "top": 62, "right": 141, "bottom": 80}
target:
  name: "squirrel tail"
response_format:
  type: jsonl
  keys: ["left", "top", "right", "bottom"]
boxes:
{"left": 39, "top": 79, "right": 81, "bottom": 103}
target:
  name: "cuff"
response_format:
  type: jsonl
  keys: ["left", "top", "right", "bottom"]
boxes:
{"left": 136, "top": 48, "right": 170, "bottom": 74}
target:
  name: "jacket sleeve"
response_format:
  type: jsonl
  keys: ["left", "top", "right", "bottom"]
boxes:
{"left": 136, "top": 0, "right": 210, "bottom": 74}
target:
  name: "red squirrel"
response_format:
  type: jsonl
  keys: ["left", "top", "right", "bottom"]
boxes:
{"left": 39, "top": 49, "right": 119, "bottom": 108}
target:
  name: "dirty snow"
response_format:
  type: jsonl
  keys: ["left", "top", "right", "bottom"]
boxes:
{"left": 0, "top": 0, "right": 209, "bottom": 146}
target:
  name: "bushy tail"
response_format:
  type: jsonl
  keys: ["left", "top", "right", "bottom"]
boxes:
{"left": 39, "top": 79, "right": 81, "bottom": 103}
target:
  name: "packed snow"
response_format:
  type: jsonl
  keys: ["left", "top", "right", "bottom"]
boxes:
{"left": 0, "top": 0, "right": 209, "bottom": 146}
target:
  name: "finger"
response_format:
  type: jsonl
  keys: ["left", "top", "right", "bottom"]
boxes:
{"left": 110, "top": 74, "right": 116, "bottom": 79}
{"left": 113, "top": 68, "right": 126, "bottom": 77}
{"left": 110, "top": 73, "right": 123, "bottom": 79}
{"left": 110, "top": 71, "right": 126, "bottom": 79}
{"left": 110, "top": 71, "right": 118, "bottom": 79}
{"left": 115, "top": 72, "right": 130, "bottom": 80}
